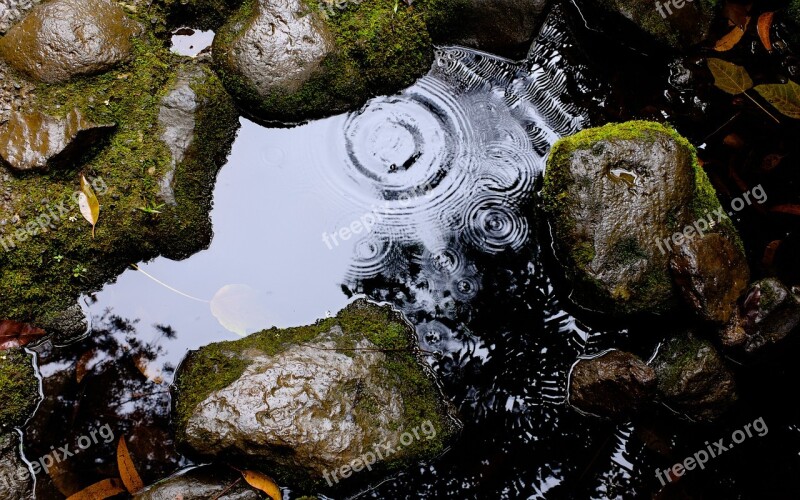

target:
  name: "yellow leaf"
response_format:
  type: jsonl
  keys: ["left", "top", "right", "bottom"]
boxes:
{"left": 755, "top": 81, "right": 800, "bottom": 119}
{"left": 117, "top": 436, "right": 145, "bottom": 494}
{"left": 65, "top": 478, "right": 125, "bottom": 500}
{"left": 714, "top": 17, "right": 750, "bottom": 51}
{"left": 210, "top": 284, "right": 275, "bottom": 336}
{"left": 707, "top": 58, "right": 753, "bottom": 95}
{"left": 241, "top": 470, "right": 281, "bottom": 500}
{"left": 78, "top": 175, "right": 100, "bottom": 238}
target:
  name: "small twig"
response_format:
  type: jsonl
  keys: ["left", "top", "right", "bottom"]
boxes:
{"left": 744, "top": 91, "right": 780, "bottom": 124}
{"left": 297, "top": 343, "right": 410, "bottom": 353}
{"left": 211, "top": 478, "right": 241, "bottom": 500}
{"left": 702, "top": 111, "right": 741, "bottom": 143}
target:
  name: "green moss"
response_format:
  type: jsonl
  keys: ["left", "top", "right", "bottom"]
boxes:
{"left": 174, "top": 300, "right": 458, "bottom": 490}
{"left": 0, "top": 348, "right": 38, "bottom": 430}
{"left": 0, "top": 12, "right": 239, "bottom": 323}
{"left": 214, "top": 0, "right": 460, "bottom": 122}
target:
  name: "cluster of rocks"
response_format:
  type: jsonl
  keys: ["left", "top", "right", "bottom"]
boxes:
{"left": 543, "top": 121, "right": 800, "bottom": 423}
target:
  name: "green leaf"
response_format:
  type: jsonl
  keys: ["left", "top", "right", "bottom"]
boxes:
{"left": 707, "top": 58, "right": 753, "bottom": 95}
{"left": 755, "top": 80, "right": 800, "bottom": 119}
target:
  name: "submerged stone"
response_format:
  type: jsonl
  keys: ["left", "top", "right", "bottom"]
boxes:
{"left": 174, "top": 299, "right": 460, "bottom": 492}
{"left": 0, "top": 108, "right": 116, "bottom": 172}
{"left": 653, "top": 334, "right": 737, "bottom": 421}
{"left": 0, "top": 0, "right": 141, "bottom": 83}
{"left": 569, "top": 350, "right": 656, "bottom": 419}
{"left": 542, "top": 121, "right": 741, "bottom": 316}
{"left": 134, "top": 465, "right": 260, "bottom": 500}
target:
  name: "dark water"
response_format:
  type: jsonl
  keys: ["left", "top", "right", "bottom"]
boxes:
{"left": 19, "top": 4, "right": 800, "bottom": 499}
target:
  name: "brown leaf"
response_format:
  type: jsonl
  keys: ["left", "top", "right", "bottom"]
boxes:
{"left": 76, "top": 349, "right": 97, "bottom": 383}
{"left": 241, "top": 470, "right": 281, "bottom": 500}
{"left": 723, "top": 2, "right": 752, "bottom": 28}
{"left": 761, "top": 153, "right": 784, "bottom": 171}
{"left": 763, "top": 240, "right": 782, "bottom": 267}
{"left": 133, "top": 353, "right": 164, "bottom": 384}
{"left": 707, "top": 58, "right": 753, "bottom": 94}
{"left": 771, "top": 204, "right": 800, "bottom": 216}
{"left": 757, "top": 12, "right": 774, "bottom": 52}
{"left": 723, "top": 133, "right": 744, "bottom": 148}
{"left": 117, "top": 436, "right": 144, "bottom": 494}
{"left": 714, "top": 18, "right": 750, "bottom": 51}
{"left": 0, "top": 320, "right": 45, "bottom": 350}
{"left": 65, "top": 478, "right": 126, "bottom": 500}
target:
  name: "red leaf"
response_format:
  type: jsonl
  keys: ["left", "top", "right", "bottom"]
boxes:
{"left": 0, "top": 320, "right": 45, "bottom": 350}
{"left": 771, "top": 204, "right": 800, "bottom": 216}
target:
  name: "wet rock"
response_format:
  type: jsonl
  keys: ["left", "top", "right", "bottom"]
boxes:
{"left": 435, "top": 0, "right": 549, "bottom": 59}
{"left": 38, "top": 303, "right": 87, "bottom": 342}
{"left": 653, "top": 334, "right": 737, "bottom": 421}
{"left": 214, "top": 0, "right": 335, "bottom": 119}
{"left": 157, "top": 64, "right": 204, "bottom": 205}
{"left": 0, "top": 0, "right": 141, "bottom": 83}
{"left": 174, "top": 299, "right": 460, "bottom": 491}
{"left": 0, "top": 433, "right": 33, "bottom": 499}
{"left": 0, "top": 108, "right": 116, "bottom": 172}
{"left": 738, "top": 278, "right": 800, "bottom": 353}
{"left": 134, "top": 465, "right": 260, "bottom": 500}
{"left": 0, "top": 0, "right": 43, "bottom": 34}
{"left": 588, "top": 0, "right": 715, "bottom": 49}
{"left": 670, "top": 232, "right": 749, "bottom": 324}
{"left": 0, "top": 347, "right": 38, "bottom": 431}
{"left": 569, "top": 350, "right": 656, "bottom": 419}
{"left": 542, "top": 121, "right": 740, "bottom": 316}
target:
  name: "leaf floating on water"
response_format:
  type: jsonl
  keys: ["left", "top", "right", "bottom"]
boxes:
{"left": 0, "top": 320, "right": 45, "bottom": 350}
{"left": 757, "top": 12, "right": 774, "bottom": 52}
{"left": 77, "top": 174, "right": 100, "bottom": 238}
{"left": 117, "top": 436, "right": 145, "bottom": 493}
{"left": 241, "top": 470, "right": 281, "bottom": 500}
{"left": 755, "top": 81, "right": 800, "bottom": 119}
{"left": 714, "top": 18, "right": 750, "bottom": 51}
{"left": 210, "top": 284, "right": 274, "bottom": 337}
{"left": 707, "top": 58, "right": 753, "bottom": 94}
{"left": 65, "top": 478, "right": 125, "bottom": 500}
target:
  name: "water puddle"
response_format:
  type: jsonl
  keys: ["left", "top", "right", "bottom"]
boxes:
{"left": 170, "top": 28, "right": 214, "bottom": 57}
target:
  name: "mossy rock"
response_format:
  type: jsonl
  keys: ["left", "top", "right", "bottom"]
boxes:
{"left": 0, "top": 4, "right": 240, "bottom": 325}
{"left": 542, "top": 120, "right": 741, "bottom": 316}
{"left": 0, "top": 348, "right": 38, "bottom": 430}
{"left": 212, "top": 0, "right": 461, "bottom": 123}
{"left": 173, "top": 299, "right": 460, "bottom": 493}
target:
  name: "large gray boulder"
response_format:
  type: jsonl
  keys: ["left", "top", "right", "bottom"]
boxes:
{"left": 0, "top": 108, "right": 115, "bottom": 172}
{"left": 543, "top": 121, "right": 743, "bottom": 316}
{"left": 174, "top": 299, "right": 460, "bottom": 491}
{"left": 0, "top": 0, "right": 141, "bottom": 83}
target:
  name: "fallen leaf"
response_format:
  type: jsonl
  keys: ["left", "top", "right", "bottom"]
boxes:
{"left": 75, "top": 348, "right": 98, "bottom": 383}
{"left": 757, "top": 12, "right": 774, "bottom": 52}
{"left": 771, "top": 204, "right": 800, "bottom": 216}
{"left": 117, "top": 436, "right": 144, "bottom": 494}
{"left": 210, "top": 284, "right": 275, "bottom": 336}
{"left": 755, "top": 80, "right": 800, "bottom": 119}
{"left": 714, "top": 18, "right": 750, "bottom": 51}
{"left": 763, "top": 240, "right": 781, "bottom": 267}
{"left": 241, "top": 470, "right": 281, "bottom": 500}
{"left": 134, "top": 353, "right": 164, "bottom": 384}
{"left": 0, "top": 320, "right": 45, "bottom": 350}
{"left": 77, "top": 175, "right": 100, "bottom": 238}
{"left": 761, "top": 153, "right": 784, "bottom": 171}
{"left": 707, "top": 58, "right": 753, "bottom": 94}
{"left": 723, "top": 133, "right": 744, "bottom": 148}
{"left": 722, "top": 1, "right": 751, "bottom": 28}
{"left": 65, "top": 478, "right": 125, "bottom": 500}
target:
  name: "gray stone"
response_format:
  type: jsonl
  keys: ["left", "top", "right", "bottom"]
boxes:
{"left": 0, "top": 433, "right": 33, "bottom": 500}
{"left": 653, "top": 334, "right": 737, "bottom": 421}
{"left": 670, "top": 232, "right": 750, "bottom": 325}
{"left": 740, "top": 278, "right": 800, "bottom": 353}
{"left": 569, "top": 350, "right": 656, "bottom": 419}
{"left": 0, "top": 108, "right": 115, "bottom": 172}
{"left": 0, "top": 0, "right": 141, "bottom": 83}
{"left": 0, "top": 0, "right": 43, "bottom": 34}
{"left": 134, "top": 465, "right": 260, "bottom": 500}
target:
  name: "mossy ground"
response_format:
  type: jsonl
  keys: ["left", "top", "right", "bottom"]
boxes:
{"left": 542, "top": 120, "right": 742, "bottom": 315}
{"left": 0, "top": 348, "right": 38, "bottom": 430}
{"left": 213, "top": 0, "right": 461, "bottom": 123}
{"left": 0, "top": 8, "right": 239, "bottom": 324}
{"left": 174, "top": 299, "right": 458, "bottom": 491}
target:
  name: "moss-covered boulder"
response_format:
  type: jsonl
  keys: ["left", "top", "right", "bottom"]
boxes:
{"left": 174, "top": 299, "right": 460, "bottom": 493}
{"left": 0, "top": 0, "right": 142, "bottom": 83}
{"left": 542, "top": 120, "right": 742, "bottom": 316}
{"left": 213, "top": 0, "right": 458, "bottom": 123}
{"left": 653, "top": 333, "right": 737, "bottom": 421}
{"left": 586, "top": 0, "right": 717, "bottom": 49}
{"left": 0, "top": 4, "right": 240, "bottom": 326}
{"left": 0, "top": 347, "right": 38, "bottom": 430}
